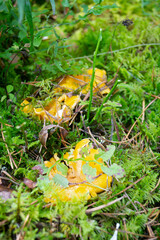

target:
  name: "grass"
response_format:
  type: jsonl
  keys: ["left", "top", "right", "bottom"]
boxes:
{"left": 0, "top": 0, "right": 160, "bottom": 239}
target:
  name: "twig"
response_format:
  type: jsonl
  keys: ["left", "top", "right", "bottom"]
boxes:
{"left": 150, "top": 178, "right": 160, "bottom": 193}
{"left": 144, "top": 92, "right": 160, "bottom": 100}
{"left": 108, "top": 174, "right": 147, "bottom": 200}
{"left": 123, "top": 218, "right": 129, "bottom": 240}
{"left": 87, "top": 127, "right": 106, "bottom": 151}
{"left": 134, "top": 201, "right": 148, "bottom": 214}
{"left": 68, "top": 43, "right": 160, "bottom": 60}
{"left": 125, "top": 98, "right": 157, "bottom": 140}
{"left": 146, "top": 224, "right": 156, "bottom": 239}
{"left": 149, "top": 147, "right": 160, "bottom": 167}
{"left": 0, "top": 176, "right": 19, "bottom": 185}
{"left": 111, "top": 228, "right": 159, "bottom": 239}
{"left": 103, "top": 132, "right": 141, "bottom": 144}
{"left": 124, "top": 192, "right": 138, "bottom": 211}
{"left": 16, "top": 214, "right": 30, "bottom": 240}
{"left": 86, "top": 195, "right": 126, "bottom": 214}
{"left": 142, "top": 98, "right": 145, "bottom": 123}
{"left": 100, "top": 209, "right": 150, "bottom": 217}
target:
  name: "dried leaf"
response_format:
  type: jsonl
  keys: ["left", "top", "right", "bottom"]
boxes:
{"left": 39, "top": 124, "right": 64, "bottom": 148}
{"left": 23, "top": 178, "right": 37, "bottom": 189}
{"left": 32, "top": 165, "right": 44, "bottom": 175}
{"left": 0, "top": 186, "right": 13, "bottom": 201}
{"left": 39, "top": 128, "right": 48, "bottom": 148}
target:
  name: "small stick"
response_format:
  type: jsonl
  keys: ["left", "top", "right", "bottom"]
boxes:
{"left": 146, "top": 224, "right": 156, "bottom": 239}
{"left": 150, "top": 178, "right": 160, "bottom": 193}
{"left": 142, "top": 98, "right": 145, "bottom": 123}
{"left": 16, "top": 214, "right": 30, "bottom": 240}
{"left": 86, "top": 195, "right": 126, "bottom": 214}
{"left": 125, "top": 98, "right": 157, "bottom": 140}
{"left": 144, "top": 92, "right": 160, "bottom": 100}
{"left": 87, "top": 126, "right": 106, "bottom": 151}
{"left": 123, "top": 218, "right": 129, "bottom": 240}
{"left": 108, "top": 174, "right": 147, "bottom": 200}
{"left": 149, "top": 147, "right": 160, "bottom": 167}
{"left": 124, "top": 192, "right": 138, "bottom": 211}
{"left": 134, "top": 201, "right": 148, "bottom": 214}
{"left": 0, "top": 176, "right": 19, "bottom": 185}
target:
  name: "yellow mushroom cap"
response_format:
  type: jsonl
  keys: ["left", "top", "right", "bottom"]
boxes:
{"left": 44, "top": 139, "right": 112, "bottom": 203}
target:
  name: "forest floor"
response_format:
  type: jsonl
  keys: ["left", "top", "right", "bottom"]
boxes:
{"left": 0, "top": 0, "right": 160, "bottom": 239}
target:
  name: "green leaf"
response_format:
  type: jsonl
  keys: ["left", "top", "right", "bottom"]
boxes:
{"left": 62, "top": 0, "right": 70, "bottom": 7}
{"left": 49, "top": 0, "right": 56, "bottom": 15}
{"left": 94, "top": 0, "right": 102, "bottom": 3}
{"left": 12, "top": 136, "right": 25, "bottom": 145}
{"left": 24, "top": 0, "right": 34, "bottom": 50}
{"left": 81, "top": 4, "right": 88, "bottom": 14}
{"left": 28, "top": 140, "right": 40, "bottom": 149}
{"left": 9, "top": 93, "right": 16, "bottom": 102}
{"left": 101, "top": 165, "right": 111, "bottom": 176}
{"left": 56, "top": 163, "right": 68, "bottom": 176}
{"left": 1, "top": 95, "right": 7, "bottom": 102}
{"left": 96, "top": 145, "right": 115, "bottom": 161}
{"left": 104, "top": 100, "right": 122, "bottom": 108}
{"left": 82, "top": 163, "right": 97, "bottom": 182}
{"left": 53, "top": 174, "right": 69, "bottom": 188}
{"left": 54, "top": 60, "right": 66, "bottom": 73}
{"left": 33, "top": 36, "right": 42, "bottom": 47}
{"left": 7, "top": 85, "right": 13, "bottom": 93}
{"left": 18, "top": 28, "right": 27, "bottom": 40}
{"left": 17, "top": 0, "right": 25, "bottom": 23}
{"left": 37, "top": 176, "right": 51, "bottom": 191}
{"left": 101, "top": 163, "right": 125, "bottom": 178}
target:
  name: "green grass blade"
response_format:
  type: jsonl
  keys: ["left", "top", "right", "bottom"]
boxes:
{"left": 87, "top": 29, "right": 102, "bottom": 123}
{"left": 24, "top": 0, "right": 34, "bottom": 50}
{"left": 50, "top": 0, "right": 56, "bottom": 15}
{"left": 17, "top": 0, "right": 25, "bottom": 23}
{"left": 90, "top": 79, "right": 120, "bottom": 124}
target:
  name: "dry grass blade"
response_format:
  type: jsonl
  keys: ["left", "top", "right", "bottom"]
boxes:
{"left": 108, "top": 174, "right": 147, "bottom": 200}
{"left": 87, "top": 126, "right": 107, "bottom": 151}
{"left": 125, "top": 98, "right": 157, "bottom": 140}
{"left": 123, "top": 218, "right": 129, "bottom": 240}
{"left": 113, "top": 228, "right": 159, "bottom": 239}
{"left": 86, "top": 195, "right": 126, "bottom": 214}
{"left": 1, "top": 123, "right": 17, "bottom": 169}
{"left": 16, "top": 214, "right": 30, "bottom": 240}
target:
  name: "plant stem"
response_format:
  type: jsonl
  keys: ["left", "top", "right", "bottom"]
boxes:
{"left": 87, "top": 29, "right": 102, "bottom": 123}
{"left": 90, "top": 79, "right": 120, "bottom": 124}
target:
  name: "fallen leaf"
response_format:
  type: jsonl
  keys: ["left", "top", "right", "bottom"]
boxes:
{"left": 32, "top": 165, "right": 44, "bottom": 175}
{"left": 39, "top": 128, "right": 48, "bottom": 148}
{"left": 39, "top": 124, "right": 65, "bottom": 148}
{"left": 23, "top": 178, "right": 37, "bottom": 189}
{"left": 0, "top": 185, "right": 13, "bottom": 201}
